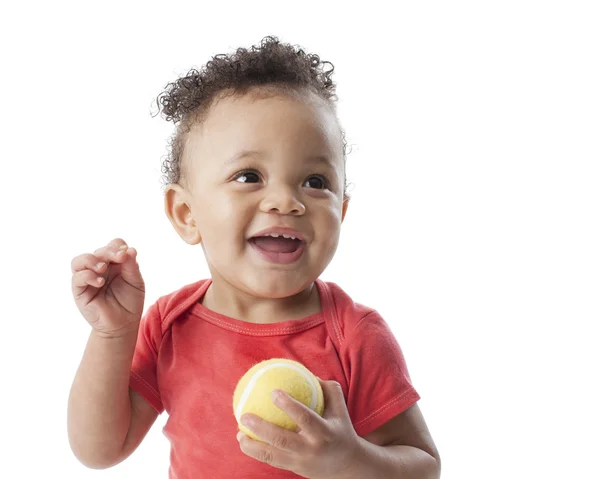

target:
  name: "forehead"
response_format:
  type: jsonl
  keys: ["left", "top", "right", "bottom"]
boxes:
{"left": 184, "top": 87, "right": 343, "bottom": 169}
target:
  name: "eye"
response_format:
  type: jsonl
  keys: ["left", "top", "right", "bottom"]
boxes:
{"left": 304, "top": 175, "right": 328, "bottom": 190}
{"left": 233, "top": 170, "right": 261, "bottom": 183}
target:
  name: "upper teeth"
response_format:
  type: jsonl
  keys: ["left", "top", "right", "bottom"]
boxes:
{"left": 262, "top": 233, "right": 298, "bottom": 240}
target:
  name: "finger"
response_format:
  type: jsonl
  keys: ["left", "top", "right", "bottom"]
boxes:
{"left": 116, "top": 247, "right": 144, "bottom": 289}
{"left": 94, "top": 241, "right": 129, "bottom": 257}
{"left": 318, "top": 379, "right": 351, "bottom": 421}
{"left": 270, "top": 390, "right": 325, "bottom": 437}
{"left": 91, "top": 243, "right": 130, "bottom": 265}
{"left": 92, "top": 237, "right": 128, "bottom": 257}
{"left": 237, "top": 431, "right": 295, "bottom": 470}
{"left": 71, "top": 253, "right": 109, "bottom": 274}
{"left": 240, "top": 413, "right": 305, "bottom": 453}
{"left": 110, "top": 245, "right": 130, "bottom": 262}
{"left": 106, "top": 237, "right": 129, "bottom": 251}
{"left": 72, "top": 268, "right": 105, "bottom": 290}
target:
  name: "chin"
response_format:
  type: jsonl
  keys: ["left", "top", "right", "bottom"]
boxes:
{"left": 243, "top": 274, "right": 311, "bottom": 299}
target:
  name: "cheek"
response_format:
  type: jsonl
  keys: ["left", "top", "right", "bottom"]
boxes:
{"left": 322, "top": 201, "right": 344, "bottom": 225}
{"left": 196, "top": 191, "right": 240, "bottom": 224}
{"left": 315, "top": 206, "right": 343, "bottom": 247}
{"left": 196, "top": 196, "right": 251, "bottom": 243}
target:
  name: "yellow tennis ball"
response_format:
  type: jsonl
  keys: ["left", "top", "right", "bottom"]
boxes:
{"left": 233, "top": 358, "right": 325, "bottom": 442}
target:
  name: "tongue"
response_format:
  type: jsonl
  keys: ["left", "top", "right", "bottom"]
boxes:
{"left": 252, "top": 237, "right": 300, "bottom": 253}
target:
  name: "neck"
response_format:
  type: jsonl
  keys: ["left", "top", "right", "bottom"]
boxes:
{"left": 201, "top": 276, "right": 321, "bottom": 324}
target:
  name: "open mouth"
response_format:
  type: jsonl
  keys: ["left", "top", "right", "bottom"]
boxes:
{"left": 248, "top": 235, "right": 306, "bottom": 264}
{"left": 248, "top": 236, "right": 303, "bottom": 253}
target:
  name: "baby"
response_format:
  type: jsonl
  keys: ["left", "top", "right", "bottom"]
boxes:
{"left": 67, "top": 36, "right": 441, "bottom": 479}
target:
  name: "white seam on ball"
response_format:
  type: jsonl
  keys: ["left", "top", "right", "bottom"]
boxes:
{"left": 235, "top": 362, "right": 317, "bottom": 421}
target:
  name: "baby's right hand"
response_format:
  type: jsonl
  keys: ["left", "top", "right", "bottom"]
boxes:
{"left": 71, "top": 238, "right": 146, "bottom": 338}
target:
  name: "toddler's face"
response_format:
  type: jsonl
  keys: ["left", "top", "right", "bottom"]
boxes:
{"left": 170, "top": 88, "right": 348, "bottom": 299}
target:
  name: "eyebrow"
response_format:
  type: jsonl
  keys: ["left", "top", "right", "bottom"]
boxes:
{"left": 225, "top": 150, "right": 336, "bottom": 168}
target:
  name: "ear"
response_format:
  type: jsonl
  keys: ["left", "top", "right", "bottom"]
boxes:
{"left": 164, "top": 183, "right": 202, "bottom": 245}
{"left": 341, "top": 197, "right": 350, "bottom": 223}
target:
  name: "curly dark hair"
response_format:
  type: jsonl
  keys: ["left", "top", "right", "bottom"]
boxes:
{"left": 151, "top": 36, "right": 349, "bottom": 198}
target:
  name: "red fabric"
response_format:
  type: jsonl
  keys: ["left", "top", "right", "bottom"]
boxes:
{"left": 130, "top": 278, "right": 420, "bottom": 478}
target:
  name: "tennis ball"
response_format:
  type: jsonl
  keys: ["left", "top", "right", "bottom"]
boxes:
{"left": 233, "top": 358, "right": 325, "bottom": 442}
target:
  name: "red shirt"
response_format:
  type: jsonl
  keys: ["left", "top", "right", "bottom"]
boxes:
{"left": 130, "top": 278, "right": 420, "bottom": 478}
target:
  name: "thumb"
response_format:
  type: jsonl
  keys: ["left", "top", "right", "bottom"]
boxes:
{"left": 119, "top": 247, "right": 145, "bottom": 289}
{"left": 318, "top": 378, "right": 350, "bottom": 420}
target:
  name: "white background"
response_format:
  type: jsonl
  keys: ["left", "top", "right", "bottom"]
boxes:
{"left": 1, "top": 1, "right": 598, "bottom": 477}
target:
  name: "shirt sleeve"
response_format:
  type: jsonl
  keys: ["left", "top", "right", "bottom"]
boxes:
{"left": 341, "top": 310, "right": 420, "bottom": 437}
{"left": 129, "top": 299, "right": 165, "bottom": 414}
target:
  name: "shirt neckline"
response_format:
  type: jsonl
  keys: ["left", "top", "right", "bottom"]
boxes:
{"left": 188, "top": 278, "right": 329, "bottom": 336}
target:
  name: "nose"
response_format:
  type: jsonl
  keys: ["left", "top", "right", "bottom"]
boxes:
{"left": 259, "top": 184, "right": 306, "bottom": 215}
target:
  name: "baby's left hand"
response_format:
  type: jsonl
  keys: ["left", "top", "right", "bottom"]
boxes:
{"left": 237, "top": 378, "right": 361, "bottom": 479}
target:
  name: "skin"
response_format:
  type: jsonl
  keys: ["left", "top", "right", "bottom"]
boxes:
{"left": 164, "top": 87, "right": 349, "bottom": 324}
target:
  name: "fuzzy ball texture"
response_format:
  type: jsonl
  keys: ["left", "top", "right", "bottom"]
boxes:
{"left": 233, "top": 358, "right": 325, "bottom": 442}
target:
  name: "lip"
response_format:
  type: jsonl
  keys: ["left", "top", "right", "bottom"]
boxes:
{"left": 249, "top": 226, "right": 306, "bottom": 242}
{"left": 248, "top": 239, "right": 306, "bottom": 265}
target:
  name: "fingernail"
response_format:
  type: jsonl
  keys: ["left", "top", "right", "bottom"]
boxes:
{"left": 119, "top": 245, "right": 128, "bottom": 250}
{"left": 237, "top": 431, "right": 244, "bottom": 442}
{"left": 241, "top": 414, "right": 254, "bottom": 427}
{"left": 96, "top": 262, "right": 105, "bottom": 269}
{"left": 272, "top": 390, "right": 283, "bottom": 403}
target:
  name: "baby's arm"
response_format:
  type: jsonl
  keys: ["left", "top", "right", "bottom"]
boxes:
{"left": 67, "top": 328, "right": 158, "bottom": 468}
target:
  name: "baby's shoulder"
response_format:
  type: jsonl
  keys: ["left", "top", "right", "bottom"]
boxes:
{"left": 149, "top": 278, "right": 210, "bottom": 332}
{"left": 321, "top": 280, "right": 381, "bottom": 338}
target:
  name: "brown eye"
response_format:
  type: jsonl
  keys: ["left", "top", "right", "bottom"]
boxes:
{"left": 304, "top": 175, "right": 327, "bottom": 189}
{"left": 234, "top": 170, "right": 261, "bottom": 183}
